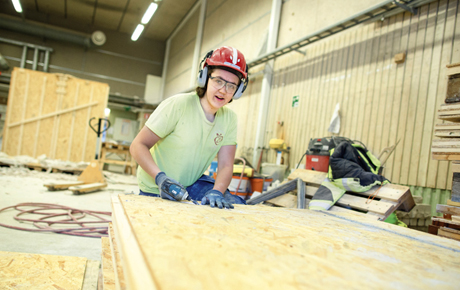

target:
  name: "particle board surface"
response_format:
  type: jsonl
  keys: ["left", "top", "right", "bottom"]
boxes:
{"left": 2, "top": 68, "right": 109, "bottom": 162}
{"left": 0, "top": 251, "right": 87, "bottom": 290}
{"left": 108, "top": 223, "right": 126, "bottom": 290}
{"left": 101, "top": 237, "right": 116, "bottom": 290}
{"left": 113, "top": 194, "right": 460, "bottom": 290}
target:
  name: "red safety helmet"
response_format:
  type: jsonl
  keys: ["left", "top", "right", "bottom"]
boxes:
{"left": 197, "top": 46, "right": 248, "bottom": 99}
{"left": 204, "top": 46, "right": 248, "bottom": 79}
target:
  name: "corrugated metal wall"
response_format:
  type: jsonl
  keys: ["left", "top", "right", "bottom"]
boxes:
{"left": 232, "top": 0, "right": 460, "bottom": 192}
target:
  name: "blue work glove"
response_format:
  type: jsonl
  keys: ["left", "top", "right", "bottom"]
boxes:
{"left": 155, "top": 172, "right": 186, "bottom": 201}
{"left": 201, "top": 189, "right": 234, "bottom": 209}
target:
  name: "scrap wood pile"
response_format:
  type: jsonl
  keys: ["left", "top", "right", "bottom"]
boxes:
{"left": 100, "top": 193, "right": 460, "bottom": 290}
{"left": 431, "top": 62, "right": 460, "bottom": 159}
{"left": 248, "top": 169, "right": 415, "bottom": 222}
{"left": 429, "top": 162, "right": 460, "bottom": 241}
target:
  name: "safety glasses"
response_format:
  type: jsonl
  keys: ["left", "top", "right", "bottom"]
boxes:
{"left": 209, "top": 76, "right": 238, "bottom": 94}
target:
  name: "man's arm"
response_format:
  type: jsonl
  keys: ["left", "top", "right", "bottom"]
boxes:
{"left": 213, "top": 145, "right": 236, "bottom": 193}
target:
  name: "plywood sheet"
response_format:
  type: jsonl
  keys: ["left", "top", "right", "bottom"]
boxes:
{"left": 0, "top": 251, "right": 87, "bottom": 290}
{"left": 2, "top": 68, "right": 109, "bottom": 162}
{"left": 101, "top": 237, "right": 116, "bottom": 290}
{"left": 113, "top": 194, "right": 460, "bottom": 290}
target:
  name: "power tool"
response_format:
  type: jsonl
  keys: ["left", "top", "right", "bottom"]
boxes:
{"left": 161, "top": 181, "right": 199, "bottom": 205}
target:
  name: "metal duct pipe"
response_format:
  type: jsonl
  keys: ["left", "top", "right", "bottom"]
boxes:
{"left": 0, "top": 52, "right": 9, "bottom": 71}
{"left": 0, "top": 16, "right": 92, "bottom": 48}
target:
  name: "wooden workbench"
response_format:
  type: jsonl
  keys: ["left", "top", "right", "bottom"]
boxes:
{"left": 111, "top": 194, "right": 460, "bottom": 290}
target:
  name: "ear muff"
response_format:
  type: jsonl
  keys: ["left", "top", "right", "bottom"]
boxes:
{"left": 197, "top": 65, "right": 208, "bottom": 88}
{"left": 232, "top": 65, "right": 249, "bottom": 100}
{"left": 197, "top": 50, "right": 214, "bottom": 88}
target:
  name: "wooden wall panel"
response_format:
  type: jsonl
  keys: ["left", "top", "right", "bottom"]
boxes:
{"left": 234, "top": 0, "right": 460, "bottom": 190}
{"left": 2, "top": 68, "right": 109, "bottom": 162}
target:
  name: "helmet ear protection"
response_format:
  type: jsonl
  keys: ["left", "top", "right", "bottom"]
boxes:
{"left": 232, "top": 64, "right": 248, "bottom": 100}
{"left": 197, "top": 48, "right": 249, "bottom": 100}
{"left": 197, "top": 50, "right": 213, "bottom": 88}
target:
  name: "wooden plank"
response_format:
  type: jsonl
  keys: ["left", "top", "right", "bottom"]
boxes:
{"left": 334, "top": 193, "right": 395, "bottom": 217}
{"left": 108, "top": 223, "right": 126, "bottom": 290}
{"left": 111, "top": 196, "right": 157, "bottom": 290}
{"left": 438, "top": 227, "right": 460, "bottom": 241}
{"left": 69, "top": 183, "right": 107, "bottom": 194}
{"left": 115, "top": 194, "right": 460, "bottom": 289}
{"left": 44, "top": 180, "right": 85, "bottom": 191}
{"left": 432, "top": 153, "right": 460, "bottom": 161}
{"left": 0, "top": 251, "right": 87, "bottom": 289}
{"left": 432, "top": 217, "right": 460, "bottom": 227}
{"left": 101, "top": 237, "right": 116, "bottom": 290}
{"left": 447, "top": 199, "right": 460, "bottom": 207}
{"left": 6, "top": 101, "right": 99, "bottom": 128}
{"left": 82, "top": 259, "right": 100, "bottom": 290}
{"left": 287, "top": 169, "right": 326, "bottom": 186}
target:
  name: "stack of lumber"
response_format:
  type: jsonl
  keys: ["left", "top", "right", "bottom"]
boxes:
{"left": 430, "top": 204, "right": 460, "bottom": 241}
{"left": 432, "top": 62, "right": 460, "bottom": 160}
{"left": 429, "top": 162, "right": 460, "bottom": 241}
{"left": 106, "top": 193, "right": 460, "bottom": 289}
{"left": 263, "top": 169, "right": 415, "bottom": 221}
{"left": 0, "top": 251, "right": 100, "bottom": 289}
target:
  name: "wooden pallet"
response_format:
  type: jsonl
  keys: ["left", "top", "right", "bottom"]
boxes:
{"left": 100, "top": 142, "right": 136, "bottom": 175}
{"left": 265, "top": 169, "right": 415, "bottom": 221}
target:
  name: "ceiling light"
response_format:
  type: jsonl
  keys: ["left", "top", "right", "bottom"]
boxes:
{"left": 131, "top": 24, "right": 145, "bottom": 41}
{"left": 141, "top": 2, "right": 158, "bottom": 24}
{"left": 12, "top": 0, "right": 23, "bottom": 13}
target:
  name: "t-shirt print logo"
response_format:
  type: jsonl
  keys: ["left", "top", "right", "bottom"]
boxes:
{"left": 214, "top": 133, "right": 223, "bottom": 145}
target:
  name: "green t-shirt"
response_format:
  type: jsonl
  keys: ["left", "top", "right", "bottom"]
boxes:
{"left": 137, "top": 92, "right": 238, "bottom": 194}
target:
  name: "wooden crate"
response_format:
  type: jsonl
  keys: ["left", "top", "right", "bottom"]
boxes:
{"left": 2, "top": 68, "right": 109, "bottom": 162}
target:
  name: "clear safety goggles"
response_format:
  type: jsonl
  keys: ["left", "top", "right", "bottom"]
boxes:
{"left": 209, "top": 76, "right": 238, "bottom": 94}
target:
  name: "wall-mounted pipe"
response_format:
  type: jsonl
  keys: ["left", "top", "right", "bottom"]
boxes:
{"left": 0, "top": 15, "right": 92, "bottom": 48}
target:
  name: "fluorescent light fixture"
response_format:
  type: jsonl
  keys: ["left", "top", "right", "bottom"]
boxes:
{"left": 12, "top": 0, "right": 23, "bottom": 13}
{"left": 141, "top": 2, "right": 158, "bottom": 24}
{"left": 131, "top": 24, "right": 145, "bottom": 41}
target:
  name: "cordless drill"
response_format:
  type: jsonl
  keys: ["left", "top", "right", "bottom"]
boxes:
{"left": 161, "top": 180, "right": 198, "bottom": 205}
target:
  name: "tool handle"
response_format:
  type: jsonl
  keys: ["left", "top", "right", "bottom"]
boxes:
{"left": 89, "top": 117, "right": 111, "bottom": 137}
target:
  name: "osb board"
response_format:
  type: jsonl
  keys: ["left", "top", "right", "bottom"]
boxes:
{"left": 0, "top": 251, "right": 87, "bottom": 289}
{"left": 108, "top": 223, "right": 126, "bottom": 290}
{"left": 101, "top": 237, "right": 116, "bottom": 290}
{"left": 2, "top": 68, "right": 109, "bottom": 162}
{"left": 113, "top": 194, "right": 460, "bottom": 290}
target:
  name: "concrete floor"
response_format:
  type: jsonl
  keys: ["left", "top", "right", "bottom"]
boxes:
{"left": 0, "top": 166, "right": 139, "bottom": 261}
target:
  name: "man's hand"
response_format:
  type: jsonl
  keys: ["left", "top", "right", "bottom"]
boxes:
{"left": 201, "top": 189, "right": 234, "bottom": 209}
{"left": 155, "top": 172, "right": 186, "bottom": 201}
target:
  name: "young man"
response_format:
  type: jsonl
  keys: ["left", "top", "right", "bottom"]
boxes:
{"left": 130, "top": 46, "right": 248, "bottom": 209}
